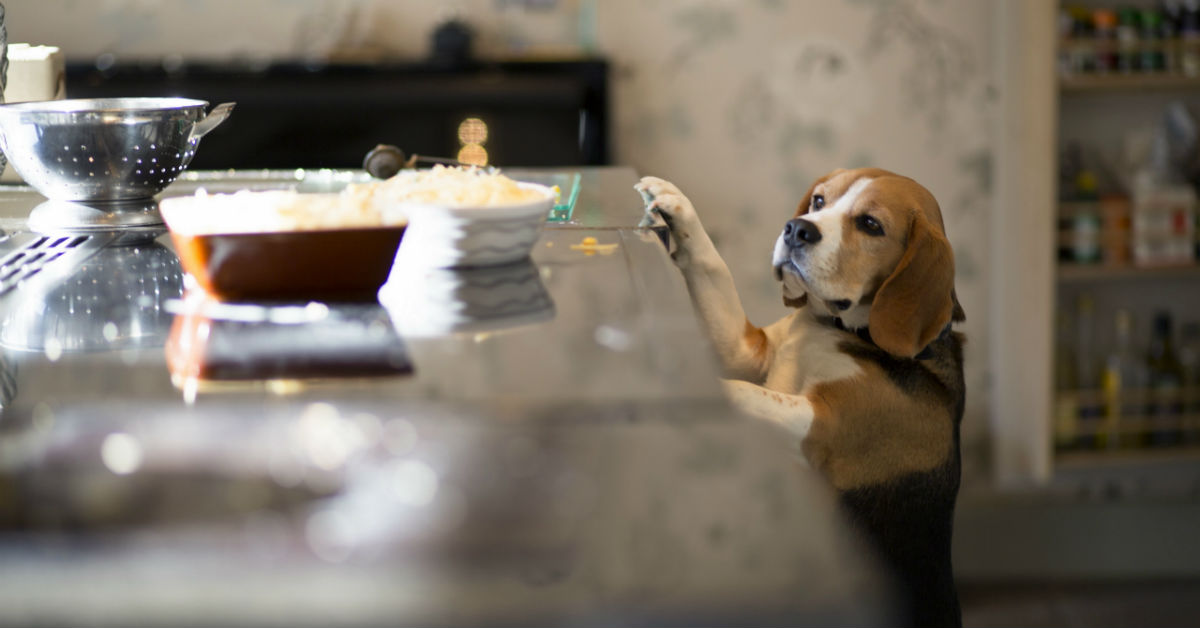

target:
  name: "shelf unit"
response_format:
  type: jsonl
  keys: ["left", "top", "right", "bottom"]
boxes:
{"left": 989, "top": 2, "right": 1200, "bottom": 488}
{"left": 975, "top": 3, "right": 1200, "bottom": 581}
{"left": 1051, "top": 2, "right": 1200, "bottom": 483}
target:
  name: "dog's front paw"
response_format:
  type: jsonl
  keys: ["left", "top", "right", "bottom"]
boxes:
{"left": 634, "top": 177, "right": 703, "bottom": 259}
{"left": 635, "top": 175, "right": 685, "bottom": 202}
{"left": 635, "top": 177, "right": 695, "bottom": 226}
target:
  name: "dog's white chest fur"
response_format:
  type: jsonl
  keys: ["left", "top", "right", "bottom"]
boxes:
{"left": 762, "top": 311, "right": 863, "bottom": 395}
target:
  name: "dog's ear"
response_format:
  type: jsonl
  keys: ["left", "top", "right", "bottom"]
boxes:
{"left": 950, "top": 288, "right": 966, "bottom": 323}
{"left": 868, "top": 211, "right": 956, "bottom": 358}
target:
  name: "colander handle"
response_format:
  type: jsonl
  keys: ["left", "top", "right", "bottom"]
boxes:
{"left": 190, "top": 102, "right": 236, "bottom": 139}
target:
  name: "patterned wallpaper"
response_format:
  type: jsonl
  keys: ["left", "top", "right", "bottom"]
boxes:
{"left": 3, "top": 0, "right": 996, "bottom": 448}
{"left": 603, "top": 0, "right": 994, "bottom": 453}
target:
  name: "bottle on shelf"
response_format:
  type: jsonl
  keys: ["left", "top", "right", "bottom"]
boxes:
{"left": 1059, "top": 6, "right": 1089, "bottom": 76}
{"left": 1075, "top": 294, "right": 1105, "bottom": 449}
{"left": 1159, "top": 0, "right": 1181, "bottom": 73}
{"left": 1094, "top": 8, "right": 1120, "bottom": 73}
{"left": 1056, "top": 3, "right": 1200, "bottom": 78}
{"left": 1194, "top": 203, "right": 1200, "bottom": 260}
{"left": 1103, "top": 309, "right": 1149, "bottom": 449}
{"left": 1141, "top": 7, "right": 1167, "bottom": 72}
{"left": 1117, "top": 7, "right": 1142, "bottom": 73}
{"left": 1182, "top": 0, "right": 1200, "bottom": 75}
{"left": 1130, "top": 136, "right": 1197, "bottom": 268}
{"left": 1055, "top": 310, "right": 1080, "bottom": 451}
{"left": 1058, "top": 143, "right": 1083, "bottom": 262}
{"left": 1100, "top": 193, "right": 1133, "bottom": 267}
{"left": 1146, "top": 310, "right": 1186, "bottom": 446}
{"left": 1071, "top": 169, "right": 1103, "bottom": 265}
{"left": 1178, "top": 321, "right": 1200, "bottom": 444}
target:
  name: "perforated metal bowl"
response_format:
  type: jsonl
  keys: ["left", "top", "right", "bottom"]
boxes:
{"left": 0, "top": 98, "right": 235, "bottom": 202}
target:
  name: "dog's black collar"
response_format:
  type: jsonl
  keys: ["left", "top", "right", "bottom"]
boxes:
{"left": 816, "top": 315, "right": 949, "bottom": 360}
{"left": 817, "top": 315, "right": 874, "bottom": 344}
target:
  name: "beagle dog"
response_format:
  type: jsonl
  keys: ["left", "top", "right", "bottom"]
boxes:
{"left": 636, "top": 168, "right": 965, "bottom": 628}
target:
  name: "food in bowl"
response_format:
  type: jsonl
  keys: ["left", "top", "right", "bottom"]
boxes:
{"left": 160, "top": 165, "right": 553, "bottom": 302}
{"left": 159, "top": 190, "right": 408, "bottom": 302}
{"left": 345, "top": 165, "right": 557, "bottom": 268}
{"left": 343, "top": 164, "right": 549, "bottom": 207}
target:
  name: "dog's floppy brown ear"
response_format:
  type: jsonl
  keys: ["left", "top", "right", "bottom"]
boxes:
{"left": 868, "top": 212, "right": 956, "bottom": 358}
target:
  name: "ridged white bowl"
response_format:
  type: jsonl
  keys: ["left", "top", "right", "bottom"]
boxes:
{"left": 381, "top": 259, "right": 555, "bottom": 336}
{"left": 395, "top": 182, "right": 555, "bottom": 268}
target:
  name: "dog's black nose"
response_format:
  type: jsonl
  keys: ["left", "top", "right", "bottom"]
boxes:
{"left": 783, "top": 218, "right": 821, "bottom": 247}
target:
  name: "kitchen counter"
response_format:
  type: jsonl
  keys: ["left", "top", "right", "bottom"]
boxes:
{"left": 0, "top": 167, "right": 891, "bottom": 626}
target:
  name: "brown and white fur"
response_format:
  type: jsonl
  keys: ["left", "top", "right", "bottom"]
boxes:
{"left": 637, "top": 168, "right": 965, "bottom": 628}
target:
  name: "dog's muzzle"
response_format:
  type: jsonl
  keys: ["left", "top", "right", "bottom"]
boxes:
{"left": 774, "top": 217, "right": 821, "bottom": 283}
{"left": 783, "top": 218, "right": 822, "bottom": 248}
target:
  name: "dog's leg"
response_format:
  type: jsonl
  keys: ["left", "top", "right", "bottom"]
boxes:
{"left": 636, "top": 176, "right": 770, "bottom": 381}
{"left": 722, "top": 379, "right": 813, "bottom": 461}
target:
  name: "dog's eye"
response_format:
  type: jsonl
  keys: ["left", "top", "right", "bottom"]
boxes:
{"left": 811, "top": 194, "right": 825, "bottom": 210}
{"left": 856, "top": 214, "right": 884, "bottom": 236}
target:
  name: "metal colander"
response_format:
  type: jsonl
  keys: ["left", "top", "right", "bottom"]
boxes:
{"left": 0, "top": 98, "right": 234, "bottom": 202}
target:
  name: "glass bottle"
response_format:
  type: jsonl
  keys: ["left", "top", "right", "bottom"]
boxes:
{"left": 1103, "top": 310, "right": 1149, "bottom": 449}
{"left": 1182, "top": 0, "right": 1200, "bottom": 76}
{"left": 1178, "top": 321, "right": 1200, "bottom": 444}
{"left": 1076, "top": 295, "right": 1104, "bottom": 449}
{"left": 1094, "top": 8, "right": 1119, "bottom": 73}
{"left": 1070, "top": 5, "right": 1097, "bottom": 73}
{"left": 1160, "top": 0, "right": 1181, "bottom": 73}
{"left": 1116, "top": 7, "right": 1141, "bottom": 73}
{"left": 1072, "top": 170, "right": 1102, "bottom": 264}
{"left": 1055, "top": 310, "right": 1080, "bottom": 451}
{"left": 1141, "top": 7, "right": 1166, "bottom": 72}
{"left": 1146, "top": 311, "right": 1186, "bottom": 446}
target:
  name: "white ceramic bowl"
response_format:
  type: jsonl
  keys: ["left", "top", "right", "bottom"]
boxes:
{"left": 381, "top": 259, "right": 555, "bottom": 336}
{"left": 395, "top": 182, "right": 555, "bottom": 268}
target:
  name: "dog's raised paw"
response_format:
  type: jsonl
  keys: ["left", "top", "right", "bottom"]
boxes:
{"left": 647, "top": 193, "right": 688, "bottom": 228}
{"left": 635, "top": 177, "right": 697, "bottom": 226}
{"left": 634, "top": 176, "right": 684, "bottom": 202}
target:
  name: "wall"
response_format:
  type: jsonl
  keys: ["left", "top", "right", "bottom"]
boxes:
{"left": 2, "top": 0, "right": 997, "bottom": 459}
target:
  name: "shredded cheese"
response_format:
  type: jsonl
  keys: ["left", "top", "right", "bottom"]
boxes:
{"left": 161, "top": 166, "right": 549, "bottom": 235}
{"left": 344, "top": 164, "right": 545, "bottom": 208}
